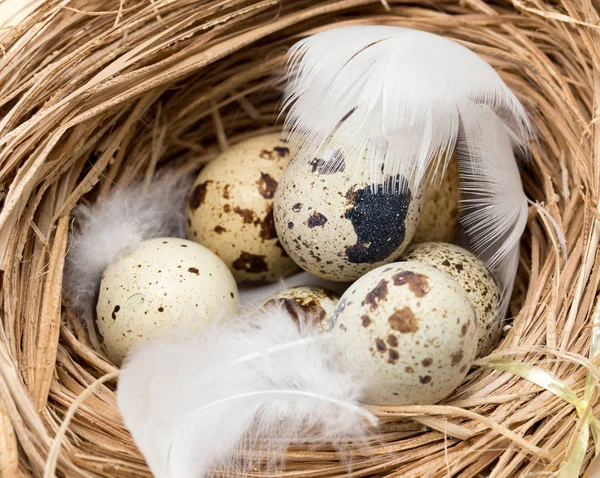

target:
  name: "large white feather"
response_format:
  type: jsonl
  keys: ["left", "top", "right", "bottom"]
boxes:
{"left": 282, "top": 25, "right": 531, "bottom": 312}
{"left": 118, "top": 305, "right": 376, "bottom": 478}
{"left": 63, "top": 174, "right": 190, "bottom": 328}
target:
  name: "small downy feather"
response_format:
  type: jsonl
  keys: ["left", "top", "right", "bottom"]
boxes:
{"left": 117, "top": 305, "right": 376, "bottom": 478}
{"left": 63, "top": 174, "right": 191, "bottom": 329}
{"left": 282, "top": 25, "right": 531, "bottom": 314}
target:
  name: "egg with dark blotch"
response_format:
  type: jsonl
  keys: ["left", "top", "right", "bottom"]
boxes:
{"left": 262, "top": 286, "right": 339, "bottom": 333}
{"left": 412, "top": 153, "right": 461, "bottom": 244}
{"left": 186, "top": 133, "right": 300, "bottom": 283}
{"left": 274, "top": 150, "right": 423, "bottom": 282}
{"left": 402, "top": 242, "right": 502, "bottom": 357}
{"left": 96, "top": 238, "right": 239, "bottom": 365}
{"left": 330, "top": 261, "right": 477, "bottom": 405}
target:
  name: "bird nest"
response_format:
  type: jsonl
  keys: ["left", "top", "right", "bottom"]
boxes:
{"left": 0, "top": 0, "right": 599, "bottom": 476}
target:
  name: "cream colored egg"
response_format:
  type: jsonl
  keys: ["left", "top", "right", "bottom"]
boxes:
{"left": 186, "top": 133, "right": 300, "bottom": 283}
{"left": 330, "top": 261, "right": 477, "bottom": 405}
{"left": 412, "top": 154, "right": 461, "bottom": 244}
{"left": 402, "top": 242, "right": 501, "bottom": 357}
{"left": 96, "top": 238, "right": 239, "bottom": 364}
{"left": 274, "top": 150, "right": 423, "bottom": 282}
{"left": 262, "top": 286, "right": 339, "bottom": 333}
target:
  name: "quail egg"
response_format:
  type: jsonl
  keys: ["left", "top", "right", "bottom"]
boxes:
{"left": 412, "top": 154, "right": 461, "bottom": 244}
{"left": 402, "top": 242, "right": 502, "bottom": 356}
{"left": 187, "top": 133, "right": 300, "bottom": 283}
{"left": 274, "top": 149, "right": 423, "bottom": 282}
{"left": 96, "top": 238, "right": 239, "bottom": 364}
{"left": 330, "top": 261, "right": 477, "bottom": 405}
{"left": 262, "top": 286, "right": 339, "bottom": 332}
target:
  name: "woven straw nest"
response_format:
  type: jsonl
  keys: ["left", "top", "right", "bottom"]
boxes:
{"left": 1, "top": 0, "right": 600, "bottom": 476}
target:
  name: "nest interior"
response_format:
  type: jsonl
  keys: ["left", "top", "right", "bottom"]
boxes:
{"left": 0, "top": 0, "right": 599, "bottom": 477}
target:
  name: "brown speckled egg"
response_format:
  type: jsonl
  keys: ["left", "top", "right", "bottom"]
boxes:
{"left": 96, "top": 238, "right": 239, "bottom": 365}
{"left": 412, "top": 154, "right": 461, "bottom": 244}
{"left": 402, "top": 242, "right": 501, "bottom": 357}
{"left": 330, "top": 261, "right": 477, "bottom": 405}
{"left": 262, "top": 286, "right": 339, "bottom": 333}
{"left": 274, "top": 150, "right": 423, "bottom": 282}
{"left": 186, "top": 133, "right": 300, "bottom": 283}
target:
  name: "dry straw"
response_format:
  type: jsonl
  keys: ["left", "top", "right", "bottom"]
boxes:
{"left": 0, "top": 0, "right": 599, "bottom": 476}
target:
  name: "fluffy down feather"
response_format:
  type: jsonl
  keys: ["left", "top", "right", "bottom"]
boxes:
{"left": 63, "top": 174, "right": 190, "bottom": 328}
{"left": 118, "top": 305, "right": 376, "bottom": 478}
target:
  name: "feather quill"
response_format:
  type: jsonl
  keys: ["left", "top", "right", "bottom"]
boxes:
{"left": 282, "top": 25, "right": 531, "bottom": 313}
{"left": 118, "top": 305, "right": 376, "bottom": 478}
{"left": 63, "top": 174, "right": 190, "bottom": 329}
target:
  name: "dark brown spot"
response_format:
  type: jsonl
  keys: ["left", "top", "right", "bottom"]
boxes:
{"left": 258, "top": 207, "right": 277, "bottom": 240}
{"left": 232, "top": 252, "right": 268, "bottom": 273}
{"left": 388, "top": 349, "right": 399, "bottom": 364}
{"left": 460, "top": 364, "right": 468, "bottom": 373}
{"left": 361, "top": 315, "right": 372, "bottom": 327}
{"left": 214, "top": 225, "right": 227, "bottom": 234}
{"left": 363, "top": 280, "right": 388, "bottom": 311}
{"left": 189, "top": 181, "right": 212, "bottom": 209}
{"left": 419, "top": 375, "right": 432, "bottom": 384}
{"left": 256, "top": 173, "right": 278, "bottom": 199}
{"left": 387, "top": 334, "right": 398, "bottom": 347}
{"left": 309, "top": 150, "right": 345, "bottom": 174}
{"left": 287, "top": 221, "right": 294, "bottom": 229}
{"left": 455, "top": 263, "right": 464, "bottom": 272}
{"left": 344, "top": 175, "right": 412, "bottom": 264}
{"left": 222, "top": 184, "right": 230, "bottom": 199}
{"left": 442, "top": 259, "right": 451, "bottom": 267}
{"left": 188, "top": 267, "right": 199, "bottom": 275}
{"left": 158, "top": 307, "right": 164, "bottom": 312}
{"left": 233, "top": 206, "right": 255, "bottom": 224}
{"left": 405, "top": 366, "right": 414, "bottom": 373}
{"left": 259, "top": 149, "right": 275, "bottom": 160}
{"left": 451, "top": 351, "right": 463, "bottom": 366}
{"left": 392, "top": 271, "right": 430, "bottom": 298}
{"left": 388, "top": 307, "right": 419, "bottom": 334}
{"left": 111, "top": 305, "right": 120, "bottom": 320}
{"left": 375, "top": 338, "right": 387, "bottom": 352}
{"left": 307, "top": 212, "right": 328, "bottom": 228}
{"left": 224, "top": 204, "right": 231, "bottom": 213}
{"left": 461, "top": 323, "right": 468, "bottom": 336}
{"left": 180, "top": 244, "right": 187, "bottom": 248}
{"left": 421, "top": 358, "right": 433, "bottom": 367}
{"left": 292, "top": 202, "right": 303, "bottom": 212}
{"left": 273, "top": 146, "right": 290, "bottom": 157}
{"left": 230, "top": 292, "right": 235, "bottom": 299}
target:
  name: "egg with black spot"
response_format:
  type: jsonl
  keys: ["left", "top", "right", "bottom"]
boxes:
{"left": 402, "top": 242, "right": 501, "bottom": 356}
{"left": 262, "top": 286, "right": 339, "bottom": 333}
{"left": 96, "top": 238, "right": 239, "bottom": 365}
{"left": 412, "top": 154, "right": 461, "bottom": 244}
{"left": 274, "top": 148, "right": 423, "bottom": 282}
{"left": 330, "top": 261, "right": 477, "bottom": 405}
{"left": 187, "top": 133, "right": 300, "bottom": 283}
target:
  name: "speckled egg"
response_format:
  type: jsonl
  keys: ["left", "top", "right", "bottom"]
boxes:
{"left": 412, "top": 154, "right": 461, "bottom": 244}
{"left": 274, "top": 150, "right": 423, "bottom": 282}
{"left": 262, "top": 286, "right": 339, "bottom": 333}
{"left": 186, "top": 133, "right": 300, "bottom": 283}
{"left": 402, "top": 242, "right": 502, "bottom": 357}
{"left": 96, "top": 238, "right": 239, "bottom": 364}
{"left": 330, "top": 261, "right": 477, "bottom": 405}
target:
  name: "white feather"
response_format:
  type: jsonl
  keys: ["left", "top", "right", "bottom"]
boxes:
{"left": 63, "top": 174, "right": 191, "bottom": 327}
{"left": 282, "top": 25, "right": 531, "bottom": 311}
{"left": 117, "top": 305, "right": 376, "bottom": 478}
